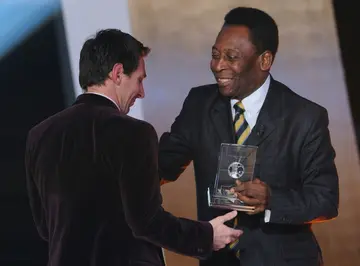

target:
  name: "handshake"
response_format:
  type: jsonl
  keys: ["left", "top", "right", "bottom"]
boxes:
{"left": 209, "top": 210, "right": 243, "bottom": 251}
{"left": 208, "top": 177, "right": 271, "bottom": 251}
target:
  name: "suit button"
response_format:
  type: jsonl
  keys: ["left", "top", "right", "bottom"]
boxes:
{"left": 281, "top": 216, "right": 293, "bottom": 223}
{"left": 197, "top": 248, "right": 204, "bottom": 253}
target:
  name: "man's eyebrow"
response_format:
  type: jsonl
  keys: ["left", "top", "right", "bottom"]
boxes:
{"left": 225, "top": 48, "right": 240, "bottom": 52}
{"left": 212, "top": 46, "right": 240, "bottom": 53}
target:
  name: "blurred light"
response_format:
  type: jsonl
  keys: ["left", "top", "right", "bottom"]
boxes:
{"left": 0, "top": 0, "right": 60, "bottom": 59}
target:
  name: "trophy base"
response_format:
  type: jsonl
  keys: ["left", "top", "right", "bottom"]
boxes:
{"left": 209, "top": 202, "right": 255, "bottom": 212}
{"left": 207, "top": 187, "right": 255, "bottom": 212}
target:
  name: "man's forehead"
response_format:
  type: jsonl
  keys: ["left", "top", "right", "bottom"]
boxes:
{"left": 136, "top": 57, "right": 146, "bottom": 75}
{"left": 213, "top": 26, "right": 251, "bottom": 49}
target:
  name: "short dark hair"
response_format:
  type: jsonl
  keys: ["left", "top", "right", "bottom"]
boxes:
{"left": 224, "top": 7, "right": 279, "bottom": 57}
{"left": 79, "top": 29, "right": 150, "bottom": 90}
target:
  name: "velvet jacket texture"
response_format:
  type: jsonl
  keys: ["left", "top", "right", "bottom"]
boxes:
{"left": 25, "top": 94, "right": 213, "bottom": 266}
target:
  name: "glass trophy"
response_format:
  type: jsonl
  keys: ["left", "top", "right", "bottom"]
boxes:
{"left": 208, "top": 143, "right": 258, "bottom": 212}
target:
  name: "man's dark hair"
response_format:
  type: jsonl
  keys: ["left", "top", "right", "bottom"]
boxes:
{"left": 224, "top": 7, "right": 279, "bottom": 57}
{"left": 79, "top": 29, "right": 150, "bottom": 90}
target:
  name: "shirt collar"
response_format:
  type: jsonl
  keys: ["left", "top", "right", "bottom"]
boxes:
{"left": 230, "top": 74, "right": 270, "bottom": 116}
{"left": 85, "top": 92, "right": 121, "bottom": 111}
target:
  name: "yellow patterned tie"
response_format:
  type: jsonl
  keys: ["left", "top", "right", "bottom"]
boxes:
{"left": 234, "top": 101, "right": 250, "bottom": 144}
{"left": 229, "top": 101, "right": 250, "bottom": 258}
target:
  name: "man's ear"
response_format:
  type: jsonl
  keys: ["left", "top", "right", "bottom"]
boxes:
{"left": 110, "top": 63, "right": 124, "bottom": 85}
{"left": 259, "top": 51, "right": 273, "bottom": 71}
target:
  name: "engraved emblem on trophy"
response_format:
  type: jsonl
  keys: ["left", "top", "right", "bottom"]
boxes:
{"left": 207, "top": 143, "right": 258, "bottom": 212}
{"left": 228, "top": 161, "right": 245, "bottom": 179}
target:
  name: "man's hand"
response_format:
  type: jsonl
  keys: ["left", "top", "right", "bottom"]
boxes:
{"left": 209, "top": 211, "right": 243, "bottom": 251}
{"left": 231, "top": 178, "right": 271, "bottom": 215}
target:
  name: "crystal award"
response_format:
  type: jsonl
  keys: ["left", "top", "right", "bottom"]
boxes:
{"left": 208, "top": 143, "right": 258, "bottom": 212}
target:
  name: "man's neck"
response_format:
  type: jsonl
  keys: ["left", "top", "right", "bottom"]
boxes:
{"left": 234, "top": 74, "right": 269, "bottom": 100}
{"left": 87, "top": 85, "right": 111, "bottom": 98}
{"left": 86, "top": 86, "right": 121, "bottom": 111}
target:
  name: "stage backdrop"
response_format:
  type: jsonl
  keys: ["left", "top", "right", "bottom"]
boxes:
{"left": 128, "top": 1, "right": 360, "bottom": 266}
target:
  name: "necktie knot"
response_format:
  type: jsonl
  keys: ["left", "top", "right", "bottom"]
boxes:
{"left": 234, "top": 101, "right": 245, "bottom": 115}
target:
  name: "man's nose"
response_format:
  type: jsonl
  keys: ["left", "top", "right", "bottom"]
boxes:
{"left": 138, "top": 85, "right": 145, "bottom": 99}
{"left": 212, "top": 57, "right": 227, "bottom": 72}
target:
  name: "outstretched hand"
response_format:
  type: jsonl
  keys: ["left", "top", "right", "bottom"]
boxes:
{"left": 209, "top": 210, "right": 243, "bottom": 251}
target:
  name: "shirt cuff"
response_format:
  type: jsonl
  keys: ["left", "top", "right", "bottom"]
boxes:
{"left": 264, "top": 209, "right": 271, "bottom": 223}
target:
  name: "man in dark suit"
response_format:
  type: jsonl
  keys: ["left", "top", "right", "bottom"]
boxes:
{"left": 25, "top": 29, "right": 242, "bottom": 266}
{"left": 159, "top": 7, "right": 339, "bottom": 266}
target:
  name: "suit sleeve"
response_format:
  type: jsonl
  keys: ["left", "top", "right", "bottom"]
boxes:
{"left": 158, "top": 89, "right": 197, "bottom": 184}
{"left": 25, "top": 135, "right": 49, "bottom": 241}
{"left": 268, "top": 108, "right": 339, "bottom": 224}
{"left": 118, "top": 122, "right": 213, "bottom": 259}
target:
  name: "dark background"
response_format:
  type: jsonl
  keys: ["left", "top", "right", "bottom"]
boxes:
{"left": 332, "top": 0, "right": 359, "bottom": 148}
{"left": 0, "top": 12, "right": 73, "bottom": 265}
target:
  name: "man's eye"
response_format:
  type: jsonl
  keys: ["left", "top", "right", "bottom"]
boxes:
{"left": 226, "top": 55, "right": 237, "bottom": 61}
{"left": 212, "top": 53, "right": 220, "bottom": 59}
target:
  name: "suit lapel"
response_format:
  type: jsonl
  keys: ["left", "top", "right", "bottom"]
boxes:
{"left": 209, "top": 91, "right": 235, "bottom": 144}
{"left": 244, "top": 114, "right": 275, "bottom": 147}
{"left": 245, "top": 77, "right": 283, "bottom": 147}
{"left": 209, "top": 77, "right": 284, "bottom": 147}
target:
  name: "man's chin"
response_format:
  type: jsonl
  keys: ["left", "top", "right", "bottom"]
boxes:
{"left": 218, "top": 86, "right": 235, "bottom": 97}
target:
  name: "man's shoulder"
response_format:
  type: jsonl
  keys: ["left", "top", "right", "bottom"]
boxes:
{"left": 27, "top": 107, "right": 157, "bottom": 152}
{"left": 107, "top": 116, "right": 158, "bottom": 150}
{"left": 106, "top": 113, "right": 157, "bottom": 140}
{"left": 187, "top": 83, "right": 218, "bottom": 99}
{"left": 27, "top": 108, "right": 70, "bottom": 141}
{"left": 105, "top": 111, "right": 153, "bottom": 129}
{"left": 273, "top": 79, "right": 327, "bottom": 116}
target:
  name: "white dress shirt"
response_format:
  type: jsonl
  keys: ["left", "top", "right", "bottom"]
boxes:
{"left": 230, "top": 75, "right": 270, "bottom": 129}
{"left": 230, "top": 75, "right": 272, "bottom": 222}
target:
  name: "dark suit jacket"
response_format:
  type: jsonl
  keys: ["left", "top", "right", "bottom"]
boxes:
{"left": 159, "top": 77, "right": 339, "bottom": 266}
{"left": 25, "top": 94, "right": 213, "bottom": 266}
